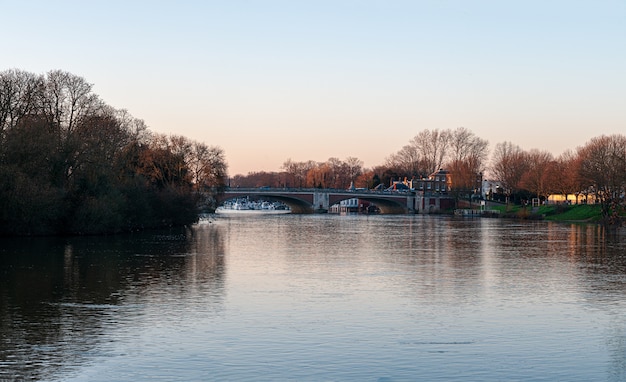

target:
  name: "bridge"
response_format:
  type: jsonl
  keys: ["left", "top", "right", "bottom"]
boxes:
{"left": 216, "top": 188, "right": 454, "bottom": 214}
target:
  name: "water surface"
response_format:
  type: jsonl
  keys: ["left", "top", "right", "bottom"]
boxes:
{"left": 1, "top": 215, "right": 626, "bottom": 381}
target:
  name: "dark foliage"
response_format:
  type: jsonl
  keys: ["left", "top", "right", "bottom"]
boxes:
{"left": 0, "top": 69, "right": 225, "bottom": 235}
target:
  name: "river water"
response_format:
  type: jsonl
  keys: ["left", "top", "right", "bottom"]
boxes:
{"left": 1, "top": 214, "right": 626, "bottom": 381}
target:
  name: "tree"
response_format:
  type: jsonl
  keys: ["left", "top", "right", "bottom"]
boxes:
{"left": 490, "top": 142, "right": 530, "bottom": 203}
{"left": 194, "top": 143, "right": 227, "bottom": 192}
{"left": 327, "top": 157, "right": 356, "bottom": 189}
{"left": 519, "top": 149, "right": 554, "bottom": 203}
{"left": 387, "top": 128, "right": 451, "bottom": 178}
{"left": 344, "top": 156, "right": 363, "bottom": 183}
{"left": 372, "top": 165, "right": 402, "bottom": 189}
{"left": 577, "top": 134, "right": 626, "bottom": 224}
{"left": 230, "top": 171, "right": 284, "bottom": 188}
{"left": 114, "top": 108, "right": 151, "bottom": 144}
{"left": 543, "top": 150, "right": 581, "bottom": 204}
{"left": 0, "top": 69, "right": 227, "bottom": 235}
{"left": 355, "top": 168, "right": 376, "bottom": 189}
{"left": 281, "top": 159, "right": 315, "bottom": 188}
{"left": 306, "top": 162, "right": 332, "bottom": 188}
{"left": 385, "top": 143, "right": 423, "bottom": 177}
{"left": 39, "top": 70, "right": 104, "bottom": 138}
{"left": 137, "top": 134, "right": 192, "bottom": 190}
{"left": 446, "top": 127, "right": 489, "bottom": 201}
{"left": 0, "top": 69, "right": 42, "bottom": 138}
{"left": 413, "top": 129, "right": 451, "bottom": 175}
{"left": 0, "top": 115, "right": 62, "bottom": 234}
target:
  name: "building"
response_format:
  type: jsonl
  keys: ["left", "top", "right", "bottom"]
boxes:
{"left": 547, "top": 192, "right": 597, "bottom": 205}
{"left": 411, "top": 170, "right": 455, "bottom": 213}
{"left": 329, "top": 198, "right": 377, "bottom": 214}
{"left": 409, "top": 169, "right": 452, "bottom": 194}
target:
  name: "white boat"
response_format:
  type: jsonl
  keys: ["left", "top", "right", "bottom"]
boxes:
{"left": 232, "top": 201, "right": 250, "bottom": 210}
{"left": 216, "top": 199, "right": 290, "bottom": 215}
{"left": 215, "top": 207, "right": 290, "bottom": 215}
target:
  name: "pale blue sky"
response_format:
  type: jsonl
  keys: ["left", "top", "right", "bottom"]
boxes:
{"left": 3, "top": 1, "right": 625, "bottom": 175}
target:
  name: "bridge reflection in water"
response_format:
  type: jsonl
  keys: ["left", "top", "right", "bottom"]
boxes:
{"left": 216, "top": 188, "right": 454, "bottom": 214}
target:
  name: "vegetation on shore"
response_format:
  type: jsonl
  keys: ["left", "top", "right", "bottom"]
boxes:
{"left": 2, "top": 68, "right": 624, "bottom": 234}
{"left": 234, "top": 130, "right": 625, "bottom": 226}
{"left": 0, "top": 69, "right": 227, "bottom": 236}
{"left": 488, "top": 204, "right": 611, "bottom": 223}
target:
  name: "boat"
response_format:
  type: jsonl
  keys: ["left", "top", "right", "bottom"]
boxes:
{"left": 215, "top": 198, "right": 291, "bottom": 215}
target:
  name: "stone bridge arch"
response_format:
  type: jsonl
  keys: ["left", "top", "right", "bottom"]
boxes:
{"left": 215, "top": 188, "right": 416, "bottom": 214}
{"left": 216, "top": 191, "right": 316, "bottom": 213}
{"left": 328, "top": 194, "right": 412, "bottom": 214}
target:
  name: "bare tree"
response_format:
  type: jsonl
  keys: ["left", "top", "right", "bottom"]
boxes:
{"left": 577, "top": 134, "right": 626, "bottom": 223}
{"left": 114, "top": 108, "right": 151, "bottom": 144}
{"left": 281, "top": 159, "right": 298, "bottom": 188}
{"left": 344, "top": 156, "right": 363, "bottom": 182}
{"left": 281, "top": 159, "right": 315, "bottom": 188}
{"left": 355, "top": 168, "right": 376, "bottom": 189}
{"left": 446, "top": 127, "right": 489, "bottom": 199}
{"left": 0, "top": 69, "right": 42, "bottom": 136}
{"left": 447, "top": 127, "right": 489, "bottom": 166}
{"left": 387, "top": 128, "right": 451, "bottom": 178}
{"left": 0, "top": 69, "right": 227, "bottom": 234}
{"left": 414, "top": 129, "right": 451, "bottom": 175}
{"left": 190, "top": 142, "right": 227, "bottom": 191}
{"left": 519, "top": 149, "right": 554, "bottom": 202}
{"left": 306, "top": 162, "right": 331, "bottom": 188}
{"left": 490, "top": 141, "right": 530, "bottom": 202}
{"left": 39, "top": 70, "right": 104, "bottom": 138}
{"left": 385, "top": 143, "right": 423, "bottom": 177}
{"left": 544, "top": 150, "right": 581, "bottom": 203}
{"left": 328, "top": 157, "right": 356, "bottom": 188}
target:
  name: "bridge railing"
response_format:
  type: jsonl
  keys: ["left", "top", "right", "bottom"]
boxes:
{"left": 224, "top": 187, "right": 418, "bottom": 196}
{"left": 224, "top": 187, "right": 452, "bottom": 197}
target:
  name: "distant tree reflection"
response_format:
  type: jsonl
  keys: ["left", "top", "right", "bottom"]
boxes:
{"left": 0, "top": 225, "right": 225, "bottom": 380}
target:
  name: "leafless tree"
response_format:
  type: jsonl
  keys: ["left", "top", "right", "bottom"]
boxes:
{"left": 490, "top": 141, "right": 530, "bottom": 202}
{"left": 544, "top": 150, "right": 581, "bottom": 203}
{"left": 114, "top": 108, "right": 151, "bottom": 144}
{"left": 281, "top": 159, "right": 315, "bottom": 188}
{"left": 306, "top": 162, "right": 331, "bottom": 188}
{"left": 387, "top": 128, "right": 451, "bottom": 178}
{"left": 414, "top": 129, "right": 451, "bottom": 175}
{"left": 519, "top": 149, "right": 554, "bottom": 202}
{"left": 0, "top": 69, "right": 42, "bottom": 137}
{"left": 385, "top": 142, "right": 423, "bottom": 177}
{"left": 39, "top": 70, "right": 104, "bottom": 138}
{"left": 446, "top": 127, "right": 489, "bottom": 198}
{"left": 344, "top": 156, "right": 364, "bottom": 182}
{"left": 577, "top": 134, "right": 626, "bottom": 223}
{"left": 447, "top": 127, "right": 489, "bottom": 166}
{"left": 190, "top": 142, "right": 227, "bottom": 191}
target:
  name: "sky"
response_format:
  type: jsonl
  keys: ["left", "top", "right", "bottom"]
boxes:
{"left": 3, "top": 0, "right": 625, "bottom": 176}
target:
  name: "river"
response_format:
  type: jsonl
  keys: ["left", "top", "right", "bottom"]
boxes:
{"left": 1, "top": 214, "right": 626, "bottom": 381}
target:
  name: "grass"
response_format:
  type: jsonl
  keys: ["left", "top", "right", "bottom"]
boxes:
{"left": 542, "top": 204, "right": 603, "bottom": 222}
{"left": 488, "top": 203, "right": 603, "bottom": 222}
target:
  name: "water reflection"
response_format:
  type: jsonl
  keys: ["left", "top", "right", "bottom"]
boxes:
{"left": 0, "top": 223, "right": 225, "bottom": 381}
{"left": 1, "top": 216, "right": 626, "bottom": 381}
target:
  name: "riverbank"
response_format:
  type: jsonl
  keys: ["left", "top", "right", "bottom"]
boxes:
{"left": 489, "top": 204, "right": 606, "bottom": 223}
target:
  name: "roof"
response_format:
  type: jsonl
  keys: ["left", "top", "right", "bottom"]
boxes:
{"left": 386, "top": 182, "right": 410, "bottom": 191}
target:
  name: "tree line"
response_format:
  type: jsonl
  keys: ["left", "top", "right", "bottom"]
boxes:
{"left": 491, "top": 136, "right": 626, "bottom": 224}
{"left": 4, "top": 68, "right": 621, "bottom": 233}
{"left": 233, "top": 127, "right": 488, "bottom": 196}
{"left": 233, "top": 127, "right": 625, "bottom": 224}
{"left": 0, "top": 69, "right": 227, "bottom": 235}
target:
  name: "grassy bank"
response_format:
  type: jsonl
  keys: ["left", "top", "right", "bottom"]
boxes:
{"left": 488, "top": 204, "right": 604, "bottom": 222}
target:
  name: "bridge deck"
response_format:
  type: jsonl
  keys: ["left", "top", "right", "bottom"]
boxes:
{"left": 214, "top": 188, "right": 452, "bottom": 214}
